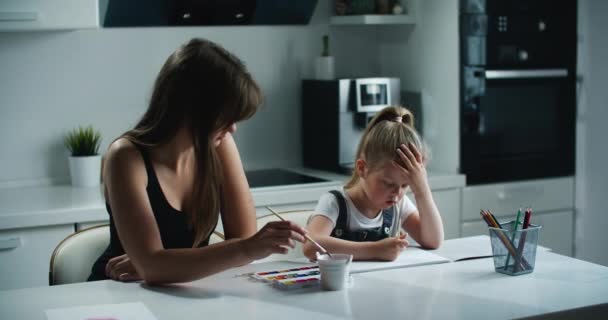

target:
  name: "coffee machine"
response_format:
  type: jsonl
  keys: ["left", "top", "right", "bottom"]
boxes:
{"left": 302, "top": 78, "right": 401, "bottom": 173}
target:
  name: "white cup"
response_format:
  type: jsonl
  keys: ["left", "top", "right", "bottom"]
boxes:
{"left": 317, "top": 253, "right": 353, "bottom": 291}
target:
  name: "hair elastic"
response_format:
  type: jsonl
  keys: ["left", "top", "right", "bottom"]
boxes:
{"left": 394, "top": 116, "right": 402, "bottom": 123}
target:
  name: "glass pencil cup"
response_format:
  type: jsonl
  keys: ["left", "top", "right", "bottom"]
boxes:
{"left": 489, "top": 221, "right": 542, "bottom": 276}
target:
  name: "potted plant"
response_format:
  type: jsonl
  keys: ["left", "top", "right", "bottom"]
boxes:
{"left": 64, "top": 126, "right": 102, "bottom": 187}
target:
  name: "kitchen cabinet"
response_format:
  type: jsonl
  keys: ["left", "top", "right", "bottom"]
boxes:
{"left": 0, "top": 224, "right": 74, "bottom": 290}
{"left": 330, "top": 0, "right": 417, "bottom": 25}
{"left": 460, "top": 177, "right": 575, "bottom": 256}
{"left": 432, "top": 188, "right": 461, "bottom": 240}
{"left": 0, "top": 0, "right": 99, "bottom": 31}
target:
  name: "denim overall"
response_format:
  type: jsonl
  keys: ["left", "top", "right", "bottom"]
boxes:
{"left": 329, "top": 190, "right": 395, "bottom": 241}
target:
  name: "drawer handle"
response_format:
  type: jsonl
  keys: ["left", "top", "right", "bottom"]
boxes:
{"left": 0, "top": 12, "right": 39, "bottom": 22}
{"left": 497, "top": 186, "right": 544, "bottom": 202}
{"left": 0, "top": 238, "right": 21, "bottom": 250}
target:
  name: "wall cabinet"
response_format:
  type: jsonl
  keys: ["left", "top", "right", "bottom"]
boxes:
{"left": 0, "top": 0, "right": 99, "bottom": 31}
{"left": 0, "top": 224, "right": 74, "bottom": 290}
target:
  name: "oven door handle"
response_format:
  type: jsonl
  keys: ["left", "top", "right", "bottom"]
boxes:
{"left": 484, "top": 69, "right": 569, "bottom": 79}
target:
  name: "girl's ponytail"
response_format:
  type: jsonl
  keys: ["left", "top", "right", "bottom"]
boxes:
{"left": 345, "top": 105, "right": 424, "bottom": 189}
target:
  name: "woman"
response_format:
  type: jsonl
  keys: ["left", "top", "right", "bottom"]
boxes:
{"left": 88, "top": 38, "right": 306, "bottom": 284}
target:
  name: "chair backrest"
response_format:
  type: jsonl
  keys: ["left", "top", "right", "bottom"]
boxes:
{"left": 49, "top": 224, "right": 110, "bottom": 285}
{"left": 209, "top": 231, "right": 225, "bottom": 245}
{"left": 49, "top": 225, "right": 225, "bottom": 286}
{"left": 256, "top": 209, "right": 316, "bottom": 262}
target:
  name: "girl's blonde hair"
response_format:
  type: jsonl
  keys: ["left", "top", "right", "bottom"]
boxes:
{"left": 345, "top": 105, "right": 427, "bottom": 188}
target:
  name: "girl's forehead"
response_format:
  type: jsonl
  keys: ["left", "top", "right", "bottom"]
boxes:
{"left": 371, "top": 162, "right": 407, "bottom": 180}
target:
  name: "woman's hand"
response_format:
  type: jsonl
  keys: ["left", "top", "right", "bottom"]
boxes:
{"left": 394, "top": 143, "right": 431, "bottom": 197}
{"left": 373, "top": 234, "right": 409, "bottom": 261}
{"left": 105, "top": 254, "right": 142, "bottom": 282}
{"left": 241, "top": 221, "right": 307, "bottom": 261}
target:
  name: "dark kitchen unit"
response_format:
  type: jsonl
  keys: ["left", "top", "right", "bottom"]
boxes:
{"left": 244, "top": 168, "right": 328, "bottom": 188}
{"left": 460, "top": 0, "right": 577, "bottom": 185}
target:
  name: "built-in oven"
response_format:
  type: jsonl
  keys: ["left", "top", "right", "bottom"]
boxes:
{"left": 460, "top": 0, "right": 577, "bottom": 185}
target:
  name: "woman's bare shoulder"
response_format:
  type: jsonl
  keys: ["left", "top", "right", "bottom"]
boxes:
{"left": 106, "top": 138, "right": 141, "bottom": 163}
{"left": 104, "top": 138, "right": 146, "bottom": 181}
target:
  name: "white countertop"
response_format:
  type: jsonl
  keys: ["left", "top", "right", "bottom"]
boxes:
{"left": 0, "top": 169, "right": 465, "bottom": 230}
{"left": 0, "top": 236, "right": 606, "bottom": 320}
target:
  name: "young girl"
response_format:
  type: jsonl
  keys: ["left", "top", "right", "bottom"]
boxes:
{"left": 303, "top": 105, "right": 443, "bottom": 261}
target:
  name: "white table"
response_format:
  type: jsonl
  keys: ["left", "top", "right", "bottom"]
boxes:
{"left": 1, "top": 237, "right": 607, "bottom": 320}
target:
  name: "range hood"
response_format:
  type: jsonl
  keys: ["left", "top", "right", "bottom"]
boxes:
{"left": 103, "top": 0, "right": 319, "bottom": 27}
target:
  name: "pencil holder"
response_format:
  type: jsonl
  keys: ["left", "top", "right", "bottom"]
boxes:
{"left": 489, "top": 221, "right": 542, "bottom": 276}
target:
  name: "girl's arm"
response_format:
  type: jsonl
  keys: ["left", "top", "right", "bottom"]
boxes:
{"left": 303, "top": 215, "right": 406, "bottom": 261}
{"left": 105, "top": 139, "right": 306, "bottom": 285}
{"left": 396, "top": 143, "right": 444, "bottom": 249}
{"left": 402, "top": 194, "right": 443, "bottom": 249}
{"left": 217, "top": 133, "right": 257, "bottom": 239}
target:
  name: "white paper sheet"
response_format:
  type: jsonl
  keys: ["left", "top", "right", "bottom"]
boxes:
{"left": 349, "top": 246, "right": 450, "bottom": 273}
{"left": 46, "top": 302, "right": 157, "bottom": 320}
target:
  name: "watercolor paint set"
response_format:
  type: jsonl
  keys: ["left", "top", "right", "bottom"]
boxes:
{"left": 251, "top": 265, "right": 320, "bottom": 290}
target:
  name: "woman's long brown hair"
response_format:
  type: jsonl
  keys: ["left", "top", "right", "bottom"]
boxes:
{"left": 345, "top": 105, "right": 427, "bottom": 189}
{"left": 121, "top": 38, "right": 262, "bottom": 246}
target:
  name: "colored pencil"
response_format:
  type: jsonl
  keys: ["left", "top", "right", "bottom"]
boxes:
{"left": 514, "top": 208, "right": 533, "bottom": 272}
{"left": 481, "top": 210, "right": 530, "bottom": 270}
{"left": 504, "top": 208, "right": 523, "bottom": 270}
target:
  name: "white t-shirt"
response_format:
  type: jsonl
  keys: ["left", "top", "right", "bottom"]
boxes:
{"left": 310, "top": 187, "right": 417, "bottom": 234}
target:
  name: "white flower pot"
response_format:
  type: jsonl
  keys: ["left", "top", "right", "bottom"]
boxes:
{"left": 315, "top": 56, "right": 335, "bottom": 80}
{"left": 68, "top": 155, "right": 101, "bottom": 187}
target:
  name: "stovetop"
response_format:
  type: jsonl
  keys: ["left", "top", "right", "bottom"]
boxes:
{"left": 244, "top": 168, "right": 328, "bottom": 188}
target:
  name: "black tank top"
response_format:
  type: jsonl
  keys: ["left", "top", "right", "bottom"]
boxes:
{"left": 87, "top": 145, "right": 210, "bottom": 281}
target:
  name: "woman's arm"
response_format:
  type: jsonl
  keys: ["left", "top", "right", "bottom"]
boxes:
{"left": 303, "top": 216, "right": 407, "bottom": 261}
{"left": 105, "top": 139, "right": 305, "bottom": 284}
{"left": 217, "top": 133, "right": 256, "bottom": 239}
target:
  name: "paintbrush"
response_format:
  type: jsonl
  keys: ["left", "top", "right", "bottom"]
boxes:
{"left": 265, "top": 206, "right": 332, "bottom": 257}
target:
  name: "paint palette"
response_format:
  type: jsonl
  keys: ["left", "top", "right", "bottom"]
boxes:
{"left": 251, "top": 265, "right": 320, "bottom": 290}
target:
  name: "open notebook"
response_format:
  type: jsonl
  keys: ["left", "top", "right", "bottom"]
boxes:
{"left": 350, "top": 246, "right": 450, "bottom": 273}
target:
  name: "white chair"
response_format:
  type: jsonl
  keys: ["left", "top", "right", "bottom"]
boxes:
{"left": 49, "top": 225, "right": 225, "bottom": 285}
{"left": 209, "top": 230, "right": 225, "bottom": 244}
{"left": 256, "top": 209, "right": 316, "bottom": 262}
{"left": 49, "top": 224, "right": 110, "bottom": 285}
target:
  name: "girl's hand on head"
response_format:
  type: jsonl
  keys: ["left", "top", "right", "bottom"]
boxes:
{"left": 374, "top": 234, "right": 409, "bottom": 261}
{"left": 394, "top": 143, "right": 431, "bottom": 197}
{"left": 241, "top": 221, "right": 307, "bottom": 261}
{"left": 105, "top": 254, "right": 142, "bottom": 282}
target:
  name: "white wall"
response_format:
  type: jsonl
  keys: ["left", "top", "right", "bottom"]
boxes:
{"left": 376, "top": 0, "right": 460, "bottom": 173}
{"left": 0, "top": 2, "right": 339, "bottom": 185}
{"left": 575, "top": 0, "right": 608, "bottom": 266}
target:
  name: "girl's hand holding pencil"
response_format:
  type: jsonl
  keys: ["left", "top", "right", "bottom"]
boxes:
{"left": 373, "top": 233, "right": 409, "bottom": 261}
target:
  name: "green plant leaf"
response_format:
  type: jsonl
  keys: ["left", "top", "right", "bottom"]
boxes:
{"left": 64, "top": 125, "right": 102, "bottom": 157}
